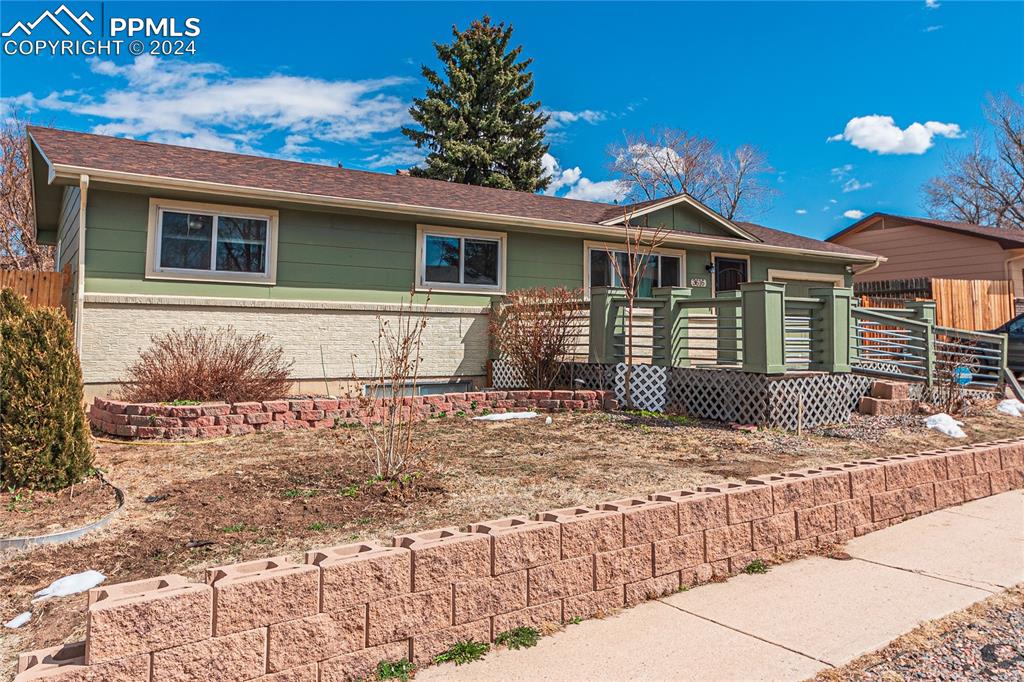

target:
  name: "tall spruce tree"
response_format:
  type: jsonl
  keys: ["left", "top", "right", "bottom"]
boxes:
{"left": 402, "top": 16, "right": 550, "bottom": 193}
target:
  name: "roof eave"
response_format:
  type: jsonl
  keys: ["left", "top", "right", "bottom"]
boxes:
{"left": 49, "top": 162, "right": 878, "bottom": 263}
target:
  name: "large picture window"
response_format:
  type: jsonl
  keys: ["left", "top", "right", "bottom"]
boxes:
{"left": 586, "top": 244, "right": 684, "bottom": 298}
{"left": 417, "top": 226, "right": 506, "bottom": 292}
{"left": 147, "top": 199, "right": 278, "bottom": 284}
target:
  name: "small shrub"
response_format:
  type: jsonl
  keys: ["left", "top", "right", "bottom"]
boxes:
{"left": 433, "top": 639, "right": 489, "bottom": 666}
{"left": 119, "top": 326, "right": 292, "bottom": 404}
{"left": 375, "top": 658, "right": 414, "bottom": 681}
{"left": 0, "top": 289, "right": 92, "bottom": 491}
{"left": 494, "top": 626, "right": 540, "bottom": 650}
{"left": 307, "top": 521, "right": 329, "bottom": 532}
{"left": 742, "top": 559, "right": 769, "bottom": 574}
{"left": 489, "top": 286, "right": 586, "bottom": 389}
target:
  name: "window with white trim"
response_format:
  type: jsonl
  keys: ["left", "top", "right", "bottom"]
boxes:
{"left": 588, "top": 247, "right": 683, "bottom": 297}
{"left": 417, "top": 226, "right": 505, "bottom": 292}
{"left": 147, "top": 199, "right": 278, "bottom": 284}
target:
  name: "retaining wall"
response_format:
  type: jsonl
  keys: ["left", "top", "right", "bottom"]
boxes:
{"left": 88, "top": 390, "right": 615, "bottom": 440}
{"left": 15, "top": 438, "right": 1024, "bottom": 681}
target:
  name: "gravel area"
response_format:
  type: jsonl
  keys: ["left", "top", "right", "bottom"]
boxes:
{"left": 816, "top": 586, "right": 1024, "bottom": 681}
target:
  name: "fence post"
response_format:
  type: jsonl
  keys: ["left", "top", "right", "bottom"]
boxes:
{"left": 906, "top": 300, "right": 937, "bottom": 385}
{"left": 652, "top": 287, "right": 692, "bottom": 367}
{"left": 588, "top": 286, "right": 621, "bottom": 365}
{"left": 740, "top": 281, "right": 787, "bottom": 375}
{"left": 809, "top": 286, "right": 853, "bottom": 373}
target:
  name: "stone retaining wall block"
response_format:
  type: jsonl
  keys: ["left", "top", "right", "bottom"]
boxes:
{"left": 206, "top": 557, "right": 319, "bottom": 636}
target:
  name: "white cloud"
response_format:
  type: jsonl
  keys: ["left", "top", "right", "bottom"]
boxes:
{"left": 542, "top": 153, "right": 627, "bottom": 203}
{"left": 545, "top": 109, "right": 607, "bottom": 129}
{"left": 923, "top": 25, "right": 943, "bottom": 32}
{"left": 363, "top": 144, "right": 425, "bottom": 170}
{"left": 828, "top": 114, "right": 963, "bottom": 155}
{"left": 11, "top": 55, "right": 412, "bottom": 154}
{"left": 830, "top": 164, "right": 873, "bottom": 193}
{"left": 925, "top": 0, "right": 940, "bottom": 8}
{"left": 795, "top": 209, "right": 808, "bottom": 215}
{"left": 843, "top": 209, "right": 865, "bottom": 219}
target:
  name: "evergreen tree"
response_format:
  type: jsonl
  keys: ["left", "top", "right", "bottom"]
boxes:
{"left": 402, "top": 16, "right": 550, "bottom": 193}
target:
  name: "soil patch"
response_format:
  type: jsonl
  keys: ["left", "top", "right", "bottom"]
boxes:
{"left": 0, "top": 476, "right": 120, "bottom": 538}
{"left": 2, "top": 407, "right": 1023, "bottom": 677}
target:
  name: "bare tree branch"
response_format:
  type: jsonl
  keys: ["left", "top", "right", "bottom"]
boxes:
{"left": 1, "top": 110, "right": 53, "bottom": 270}
{"left": 923, "top": 89, "right": 1024, "bottom": 229}
{"left": 608, "top": 128, "right": 777, "bottom": 219}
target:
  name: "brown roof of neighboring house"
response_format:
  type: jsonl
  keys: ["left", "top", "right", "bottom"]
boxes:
{"left": 28, "top": 126, "right": 877, "bottom": 259}
{"left": 828, "top": 212, "right": 1024, "bottom": 250}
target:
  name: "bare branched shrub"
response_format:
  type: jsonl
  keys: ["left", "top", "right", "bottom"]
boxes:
{"left": 359, "top": 292, "right": 430, "bottom": 483}
{"left": 933, "top": 336, "right": 981, "bottom": 414}
{"left": 119, "top": 327, "right": 292, "bottom": 403}
{"left": 490, "top": 286, "right": 586, "bottom": 389}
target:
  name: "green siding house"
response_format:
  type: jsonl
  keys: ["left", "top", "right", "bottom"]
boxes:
{"left": 26, "top": 127, "right": 881, "bottom": 396}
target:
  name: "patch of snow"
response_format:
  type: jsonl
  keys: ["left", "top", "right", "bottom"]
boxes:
{"left": 32, "top": 570, "right": 105, "bottom": 602}
{"left": 4, "top": 611, "right": 31, "bottom": 629}
{"left": 996, "top": 399, "right": 1024, "bottom": 417}
{"left": 472, "top": 411, "right": 539, "bottom": 422}
{"left": 924, "top": 413, "right": 966, "bottom": 439}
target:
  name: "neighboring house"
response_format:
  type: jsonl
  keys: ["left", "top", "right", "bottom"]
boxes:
{"left": 26, "top": 126, "right": 880, "bottom": 397}
{"left": 829, "top": 213, "right": 1024, "bottom": 301}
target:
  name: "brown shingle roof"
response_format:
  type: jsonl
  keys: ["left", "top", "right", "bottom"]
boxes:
{"left": 828, "top": 212, "right": 1024, "bottom": 249}
{"left": 28, "top": 126, "right": 876, "bottom": 259}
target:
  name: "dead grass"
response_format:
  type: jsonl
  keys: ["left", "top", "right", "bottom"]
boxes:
{"left": 2, "top": 408, "right": 1023, "bottom": 675}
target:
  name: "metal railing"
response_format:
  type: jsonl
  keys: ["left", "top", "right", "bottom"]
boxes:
{"left": 676, "top": 297, "right": 743, "bottom": 368}
{"left": 933, "top": 326, "right": 1004, "bottom": 389}
{"left": 611, "top": 297, "right": 668, "bottom": 365}
{"left": 783, "top": 297, "right": 824, "bottom": 370}
{"left": 851, "top": 308, "right": 930, "bottom": 381}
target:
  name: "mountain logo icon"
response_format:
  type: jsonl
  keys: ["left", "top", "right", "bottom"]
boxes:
{"left": 3, "top": 4, "right": 95, "bottom": 38}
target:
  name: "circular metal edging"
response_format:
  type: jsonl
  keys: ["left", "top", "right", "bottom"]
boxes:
{"left": 0, "top": 473, "right": 125, "bottom": 552}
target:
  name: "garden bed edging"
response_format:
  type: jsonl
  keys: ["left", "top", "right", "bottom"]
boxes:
{"left": 89, "top": 390, "right": 617, "bottom": 440}
{"left": 14, "top": 437, "right": 1024, "bottom": 680}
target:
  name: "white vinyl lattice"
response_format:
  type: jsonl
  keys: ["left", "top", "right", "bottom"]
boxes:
{"left": 491, "top": 359, "right": 527, "bottom": 390}
{"left": 614, "top": 363, "right": 667, "bottom": 412}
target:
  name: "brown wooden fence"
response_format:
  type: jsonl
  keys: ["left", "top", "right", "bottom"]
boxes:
{"left": 860, "top": 277, "right": 1014, "bottom": 331}
{"left": 0, "top": 266, "right": 73, "bottom": 314}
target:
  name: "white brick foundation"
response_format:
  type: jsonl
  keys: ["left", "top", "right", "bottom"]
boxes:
{"left": 80, "top": 294, "right": 491, "bottom": 387}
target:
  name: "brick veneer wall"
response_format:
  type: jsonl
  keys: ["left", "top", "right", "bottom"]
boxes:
{"left": 88, "top": 390, "right": 615, "bottom": 440}
{"left": 15, "top": 438, "right": 1024, "bottom": 681}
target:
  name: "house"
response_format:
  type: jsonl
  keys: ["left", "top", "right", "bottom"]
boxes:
{"left": 828, "top": 212, "right": 1024, "bottom": 326}
{"left": 26, "top": 126, "right": 881, "bottom": 398}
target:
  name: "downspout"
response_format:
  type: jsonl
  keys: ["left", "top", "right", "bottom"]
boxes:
{"left": 851, "top": 257, "right": 883, "bottom": 279}
{"left": 75, "top": 174, "right": 89, "bottom": 354}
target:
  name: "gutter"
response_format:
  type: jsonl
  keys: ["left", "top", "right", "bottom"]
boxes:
{"left": 45, "top": 163, "right": 881, "bottom": 265}
{"left": 852, "top": 257, "right": 884, "bottom": 279}
{"left": 75, "top": 174, "right": 89, "bottom": 352}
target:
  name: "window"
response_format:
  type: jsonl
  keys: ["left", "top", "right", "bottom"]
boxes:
{"left": 147, "top": 199, "right": 278, "bottom": 284}
{"left": 417, "top": 226, "right": 506, "bottom": 292}
{"left": 713, "top": 255, "right": 749, "bottom": 293}
{"left": 587, "top": 244, "right": 684, "bottom": 298}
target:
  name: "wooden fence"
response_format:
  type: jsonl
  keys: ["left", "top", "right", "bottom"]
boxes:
{"left": 860, "top": 277, "right": 1014, "bottom": 331}
{"left": 0, "top": 266, "right": 72, "bottom": 314}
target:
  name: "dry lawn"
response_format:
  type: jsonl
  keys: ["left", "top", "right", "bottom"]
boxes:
{"left": 2, "top": 407, "right": 1023, "bottom": 675}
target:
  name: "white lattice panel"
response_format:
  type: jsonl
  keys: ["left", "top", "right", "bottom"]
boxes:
{"left": 491, "top": 359, "right": 527, "bottom": 389}
{"left": 614, "top": 363, "right": 667, "bottom": 412}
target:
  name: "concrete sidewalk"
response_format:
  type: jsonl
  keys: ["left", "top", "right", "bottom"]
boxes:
{"left": 418, "top": 490, "right": 1024, "bottom": 682}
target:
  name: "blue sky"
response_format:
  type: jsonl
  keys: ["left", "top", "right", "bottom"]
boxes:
{"left": 2, "top": 1, "right": 1022, "bottom": 239}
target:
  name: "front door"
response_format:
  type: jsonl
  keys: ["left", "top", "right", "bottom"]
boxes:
{"left": 714, "top": 257, "right": 748, "bottom": 294}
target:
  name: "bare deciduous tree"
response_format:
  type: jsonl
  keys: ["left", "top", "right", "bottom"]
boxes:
{"left": 923, "top": 90, "right": 1024, "bottom": 230}
{"left": 1, "top": 110, "right": 53, "bottom": 270}
{"left": 608, "top": 128, "right": 776, "bottom": 219}
{"left": 606, "top": 211, "right": 670, "bottom": 409}
{"left": 358, "top": 290, "right": 430, "bottom": 484}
